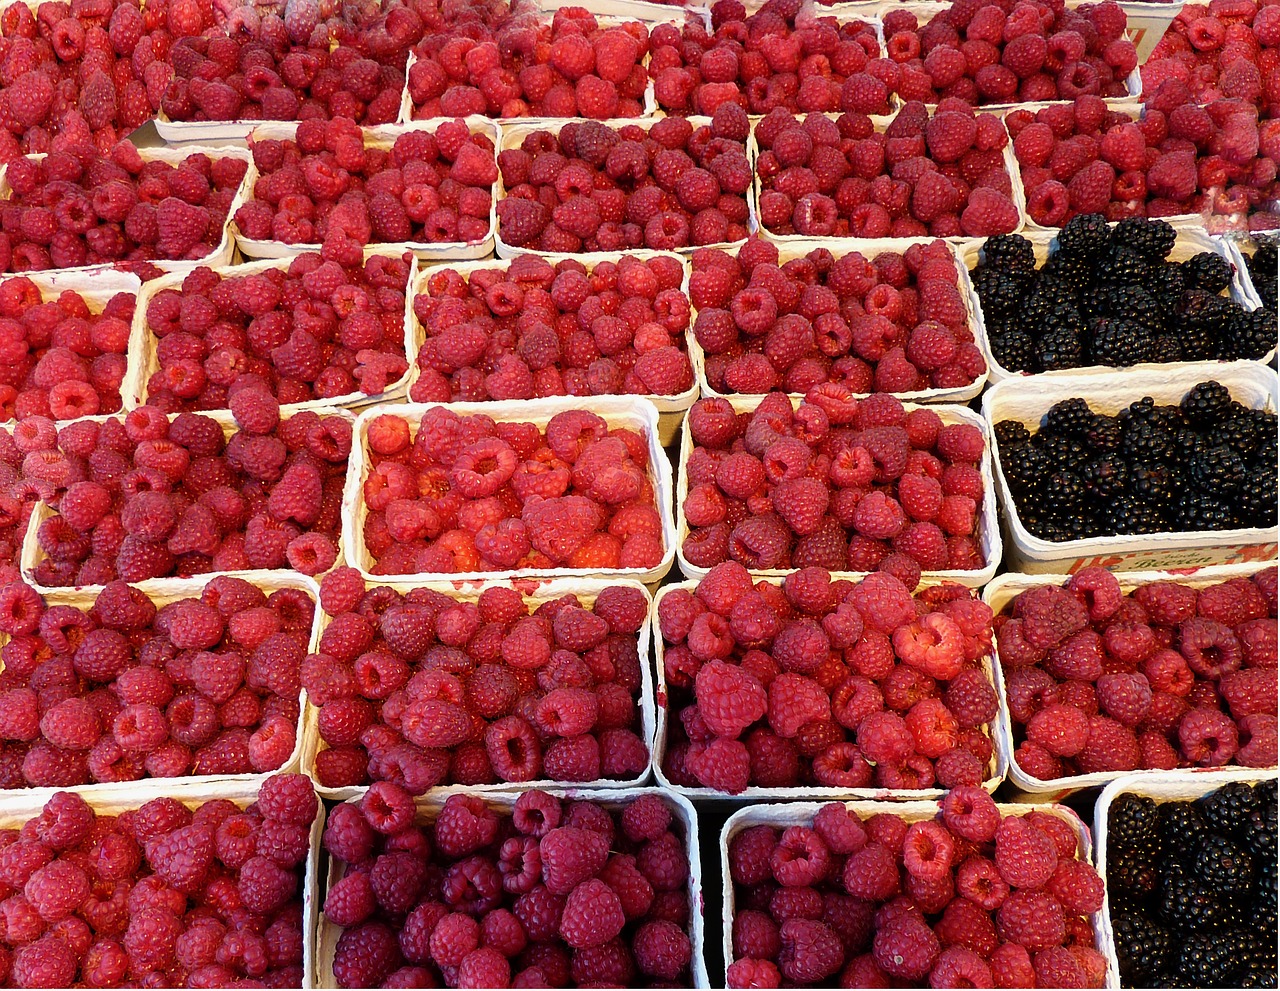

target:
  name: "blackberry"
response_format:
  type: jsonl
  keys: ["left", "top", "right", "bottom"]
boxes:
{"left": 1181, "top": 251, "right": 1234, "bottom": 294}
{"left": 1040, "top": 253, "right": 1092, "bottom": 294}
{"left": 993, "top": 420, "right": 1031, "bottom": 448}
{"left": 1025, "top": 277, "right": 1077, "bottom": 326}
{"left": 1112, "top": 911, "right": 1176, "bottom": 984}
{"left": 1254, "top": 872, "right": 1279, "bottom": 939}
{"left": 1174, "top": 491, "right": 1239, "bottom": 531}
{"left": 1044, "top": 397, "right": 1096, "bottom": 437}
{"left": 1239, "top": 784, "right": 1278, "bottom": 862}
{"left": 1105, "top": 495, "right": 1171, "bottom": 535}
{"left": 1149, "top": 336, "right": 1183, "bottom": 363}
{"left": 1113, "top": 216, "right": 1178, "bottom": 258}
{"left": 1036, "top": 434, "right": 1090, "bottom": 473}
{"left": 1083, "top": 454, "right": 1128, "bottom": 499}
{"left": 1121, "top": 418, "right": 1173, "bottom": 462}
{"left": 1043, "top": 301, "right": 1089, "bottom": 337}
{"left": 990, "top": 329, "right": 1037, "bottom": 372}
{"left": 981, "top": 233, "right": 1037, "bottom": 275}
{"left": 1057, "top": 212, "right": 1111, "bottom": 257}
{"left": 1181, "top": 381, "right": 1233, "bottom": 426}
{"left": 1236, "top": 469, "right": 1279, "bottom": 526}
{"left": 1000, "top": 443, "right": 1049, "bottom": 493}
{"left": 1162, "top": 801, "right": 1211, "bottom": 852}
{"left": 1177, "top": 322, "right": 1221, "bottom": 361}
{"left": 973, "top": 270, "right": 1025, "bottom": 318}
{"left": 1130, "top": 464, "right": 1177, "bottom": 503}
{"left": 1189, "top": 444, "right": 1246, "bottom": 494}
{"left": 1151, "top": 261, "right": 1189, "bottom": 304}
{"left": 1225, "top": 308, "right": 1278, "bottom": 360}
{"left": 1102, "top": 246, "right": 1155, "bottom": 284}
{"left": 1201, "top": 781, "right": 1261, "bottom": 836}
{"left": 1043, "top": 470, "right": 1086, "bottom": 509}
{"left": 1159, "top": 875, "right": 1232, "bottom": 934}
{"left": 1176, "top": 932, "right": 1249, "bottom": 986}
{"left": 1110, "top": 794, "right": 1163, "bottom": 849}
{"left": 1244, "top": 241, "right": 1277, "bottom": 311}
{"left": 1035, "top": 327, "right": 1083, "bottom": 370}
{"left": 1101, "top": 284, "right": 1164, "bottom": 328}
{"left": 1196, "top": 834, "right": 1255, "bottom": 896}
{"left": 1083, "top": 415, "right": 1122, "bottom": 451}
{"left": 1090, "top": 318, "right": 1155, "bottom": 367}
{"left": 1215, "top": 413, "right": 1265, "bottom": 459}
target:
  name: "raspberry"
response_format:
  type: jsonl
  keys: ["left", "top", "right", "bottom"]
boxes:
{"left": 995, "top": 889, "right": 1066, "bottom": 951}
{"left": 695, "top": 660, "right": 767, "bottom": 739}
{"left": 780, "top": 918, "right": 844, "bottom": 984}
{"left": 873, "top": 915, "right": 939, "bottom": 981}
{"left": 257, "top": 772, "right": 318, "bottom": 826}
{"left": 940, "top": 786, "right": 1000, "bottom": 842}
{"left": 558, "top": 878, "right": 624, "bottom": 950}
{"left": 994, "top": 815, "right": 1059, "bottom": 889}
{"left": 1046, "top": 859, "right": 1104, "bottom": 915}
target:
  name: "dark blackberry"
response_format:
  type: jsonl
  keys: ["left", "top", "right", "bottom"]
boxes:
{"left": 1105, "top": 495, "right": 1171, "bottom": 535}
{"left": 1189, "top": 444, "right": 1247, "bottom": 494}
{"left": 1044, "top": 397, "right": 1096, "bottom": 438}
{"left": 1215, "top": 413, "right": 1265, "bottom": 459}
{"left": 1090, "top": 318, "right": 1155, "bottom": 367}
{"left": 1149, "top": 335, "right": 1183, "bottom": 362}
{"left": 1112, "top": 911, "right": 1176, "bottom": 984}
{"left": 1035, "top": 327, "right": 1083, "bottom": 370}
{"left": 1024, "top": 277, "right": 1077, "bottom": 325}
{"left": 990, "top": 329, "right": 1037, "bottom": 372}
{"left": 1110, "top": 794, "right": 1163, "bottom": 850}
{"left": 1103, "top": 245, "right": 1156, "bottom": 284}
{"left": 1244, "top": 241, "right": 1277, "bottom": 311}
{"left": 1235, "top": 469, "right": 1279, "bottom": 527}
{"left": 981, "top": 234, "right": 1037, "bottom": 275}
{"left": 1035, "top": 434, "right": 1090, "bottom": 473}
{"left": 1174, "top": 491, "right": 1239, "bottom": 531}
{"left": 1151, "top": 261, "right": 1189, "bottom": 304}
{"left": 1195, "top": 834, "right": 1255, "bottom": 896}
{"left": 1000, "top": 443, "right": 1049, "bottom": 494}
{"left": 1225, "top": 307, "right": 1278, "bottom": 360}
{"left": 1240, "top": 784, "right": 1278, "bottom": 862}
{"left": 1101, "top": 284, "right": 1164, "bottom": 328}
{"left": 1043, "top": 470, "right": 1086, "bottom": 509}
{"left": 973, "top": 270, "right": 1025, "bottom": 318}
{"left": 1158, "top": 875, "right": 1232, "bottom": 934}
{"left": 1162, "top": 801, "right": 1211, "bottom": 851}
{"left": 1057, "top": 212, "right": 1111, "bottom": 257}
{"left": 1121, "top": 418, "right": 1173, "bottom": 462}
{"left": 1201, "top": 781, "right": 1261, "bottom": 836}
{"left": 1130, "top": 464, "right": 1177, "bottom": 503}
{"left": 1083, "top": 454, "right": 1128, "bottom": 499}
{"left": 1083, "top": 415, "right": 1122, "bottom": 451}
{"left": 1043, "top": 301, "right": 1089, "bottom": 337}
{"left": 1181, "top": 251, "right": 1235, "bottom": 294}
{"left": 1254, "top": 872, "right": 1278, "bottom": 940}
{"left": 1113, "top": 216, "right": 1178, "bottom": 258}
{"left": 1175, "top": 932, "right": 1250, "bottom": 986}
{"left": 1177, "top": 321, "right": 1223, "bottom": 362}
{"left": 993, "top": 420, "right": 1031, "bottom": 448}
{"left": 1181, "top": 381, "right": 1233, "bottom": 426}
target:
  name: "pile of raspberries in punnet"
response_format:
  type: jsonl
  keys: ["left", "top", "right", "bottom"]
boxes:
{"left": 323, "top": 786, "right": 696, "bottom": 988}
{"left": 999, "top": 566, "right": 1278, "bottom": 780}
{"left": 753, "top": 104, "right": 1021, "bottom": 239}
{"left": 305, "top": 566, "right": 651, "bottom": 792}
{"left": 142, "top": 250, "right": 412, "bottom": 409}
{"left": 410, "top": 253, "right": 695, "bottom": 404}
{"left": 21, "top": 396, "right": 351, "bottom": 586}
{"left": 232, "top": 118, "right": 497, "bottom": 251}
{"left": 496, "top": 112, "right": 753, "bottom": 253}
{"left": 0, "top": 774, "right": 315, "bottom": 987}
{"left": 0, "top": 576, "right": 314, "bottom": 787}
{"left": 0, "top": 142, "right": 247, "bottom": 273}
{"left": 692, "top": 237, "right": 986, "bottom": 397}
{"left": 360, "top": 407, "right": 665, "bottom": 576}
{"left": 1142, "top": 1, "right": 1280, "bottom": 109}
{"left": 658, "top": 563, "right": 998, "bottom": 794}
{"left": 726, "top": 790, "right": 1108, "bottom": 988}
{"left": 682, "top": 391, "right": 988, "bottom": 580}
{"left": 0, "top": 278, "right": 135, "bottom": 422}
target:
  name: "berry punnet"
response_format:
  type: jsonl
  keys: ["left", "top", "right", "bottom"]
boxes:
{"left": 725, "top": 792, "right": 1107, "bottom": 987}
{"left": 879, "top": 0, "right": 1138, "bottom": 106}
{"left": 0, "top": 578, "right": 315, "bottom": 787}
{"left": 692, "top": 238, "right": 985, "bottom": 397}
{"left": 681, "top": 390, "right": 988, "bottom": 578}
{"left": 323, "top": 785, "right": 697, "bottom": 988}
{"left": 647, "top": 0, "right": 882, "bottom": 116}
{"left": 24, "top": 396, "right": 351, "bottom": 587}
{"left": 141, "top": 249, "right": 412, "bottom": 409}
{"left": 409, "top": 253, "right": 694, "bottom": 405}
{"left": 997, "top": 566, "right": 1278, "bottom": 780}
{"left": 231, "top": 118, "right": 497, "bottom": 255}
{"left": 1106, "top": 779, "right": 1277, "bottom": 987}
{"left": 658, "top": 563, "right": 998, "bottom": 794}
{"left": 993, "top": 381, "right": 1278, "bottom": 541}
{"left": 496, "top": 113, "right": 752, "bottom": 254}
{"left": 305, "top": 568, "right": 651, "bottom": 792}
{"left": 0, "top": 141, "right": 247, "bottom": 274}
{"left": 0, "top": 278, "right": 135, "bottom": 422}
{"left": 357, "top": 406, "right": 667, "bottom": 576}
{"left": 409, "top": 6, "right": 652, "bottom": 120}
{"left": 753, "top": 103, "right": 1021, "bottom": 239}
{"left": 0, "top": 774, "right": 315, "bottom": 987}
{"left": 972, "top": 217, "right": 1277, "bottom": 372}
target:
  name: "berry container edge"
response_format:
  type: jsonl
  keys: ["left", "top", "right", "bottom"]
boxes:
{"left": 341, "top": 396, "right": 678, "bottom": 587}
{"left": 411, "top": 250, "right": 698, "bottom": 446}
{"left": 1093, "top": 766, "right": 1278, "bottom": 990}
{"left": 231, "top": 119, "right": 500, "bottom": 262}
{"left": 719, "top": 797, "right": 1118, "bottom": 988}
{"left": 299, "top": 576, "right": 659, "bottom": 800}
{"left": 650, "top": 576, "right": 1012, "bottom": 802}
{"left": 983, "top": 561, "right": 1278, "bottom": 798}
{"left": 314, "top": 785, "right": 710, "bottom": 988}
{"left": 981, "top": 361, "right": 1280, "bottom": 573}
{"left": 675, "top": 393, "right": 1003, "bottom": 587}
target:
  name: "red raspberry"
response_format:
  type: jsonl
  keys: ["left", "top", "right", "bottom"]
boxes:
{"left": 995, "top": 889, "right": 1066, "bottom": 951}
{"left": 780, "top": 918, "right": 844, "bottom": 984}
{"left": 1046, "top": 859, "right": 1104, "bottom": 914}
{"left": 940, "top": 786, "right": 1000, "bottom": 842}
{"left": 994, "top": 815, "right": 1058, "bottom": 889}
{"left": 1075, "top": 715, "right": 1141, "bottom": 772}
{"left": 873, "top": 915, "right": 939, "bottom": 981}
{"left": 695, "top": 660, "right": 767, "bottom": 739}
{"left": 686, "top": 737, "right": 750, "bottom": 793}
{"left": 559, "top": 878, "right": 625, "bottom": 949}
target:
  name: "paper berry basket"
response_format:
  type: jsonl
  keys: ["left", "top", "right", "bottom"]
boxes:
{"left": 1092, "top": 767, "right": 1278, "bottom": 990}
{"left": 675, "top": 393, "right": 1002, "bottom": 587}
{"left": 0, "top": 571, "right": 322, "bottom": 800}
{"left": 342, "top": 396, "right": 678, "bottom": 587}
{"left": 0, "top": 269, "right": 143, "bottom": 424}
{"left": 957, "top": 226, "right": 1272, "bottom": 382}
{"left": 983, "top": 561, "right": 1278, "bottom": 799}
{"left": 300, "top": 576, "right": 658, "bottom": 801}
{"left": 719, "top": 797, "right": 1117, "bottom": 989}
{"left": 981, "top": 362, "right": 1280, "bottom": 574}
{"left": 494, "top": 115, "right": 760, "bottom": 259}
{"left": 231, "top": 119, "right": 500, "bottom": 262}
{"left": 19, "top": 408, "right": 356, "bottom": 594}
{"left": 411, "top": 250, "right": 697, "bottom": 445}
{"left": 315, "top": 785, "right": 710, "bottom": 989}
{"left": 650, "top": 575, "right": 1011, "bottom": 802}
{"left": 0, "top": 775, "right": 325, "bottom": 987}
{"left": 687, "top": 238, "right": 991, "bottom": 406}
{"left": 0, "top": 145, "right": 251, "bottom": 280}
{"left": 124, "top": 250, "right": 419, "bottom": 413}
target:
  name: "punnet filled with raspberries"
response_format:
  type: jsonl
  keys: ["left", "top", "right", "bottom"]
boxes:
{"left": 231, "top": 119, "right": 498, "bottom": 255}
{"left": 0, "top": 276, "right": 136, "bottom": 422}
{"left": 305, "top": 567, "right": 652, "bottom": 793}
{"left": 1105, "top": 778, "right": 1277, "bottom": 987}
{"left": 681, "top": 391, "right": 991, "bottom": 580}
{"left": 692, "top": 238, "right": 986, "bottom": 398}
{"left": 1142, "top": 0, "right": 1279, "bottom": 110}
{"left": 140, "top": 250, "right": 413, "bottom": 410}
{"left": 355, "top": 404, "right": 669, "bottom": 577}
{"left": 657, "top": 564, "right": 1000, "bottom": 794}
{"left": 409, "top": 253, "right": 695, "bottom": 405}
{"left": 322, "top": 785, "right": 701, "bottom": 987}
{"left": 0, "top": 576, "right": 315, "bottom": 788}
{"left": 23, "top": 397, "right": 351, "bottom": 587}
{"left": 996, "top": 566, "right": 1278, "bottom": 783}
{"left": 725, "top": 791, "right": 1108, "bottom": 987}
{"left": 753, "top": 104, "right": 1022, "bottom": 239}
{"left": 496, "top": 112, "right": 753, "bottom": 254}
{"left": 0, "top": 773, "right": 317, "bottom": 987}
